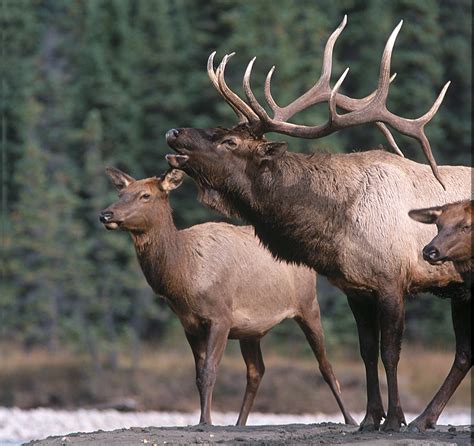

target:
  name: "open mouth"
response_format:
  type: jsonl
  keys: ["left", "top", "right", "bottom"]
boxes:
{"left": 166, "top": 153, "right": 189, "bottom": 169}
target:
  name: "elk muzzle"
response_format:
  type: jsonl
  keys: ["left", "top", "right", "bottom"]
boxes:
{"left": 99, "top": 210, "right": 120, "bottom": 230}
{"left": 422, "top": 244, "right": 444, "bottom": 264}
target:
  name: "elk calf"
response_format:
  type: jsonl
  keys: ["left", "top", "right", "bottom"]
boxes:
{"left": 99, "top": 167, "right": 356, "bottom": 426}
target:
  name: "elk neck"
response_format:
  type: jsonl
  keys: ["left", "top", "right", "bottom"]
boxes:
{"left": 129, "top": 201, "right": 187, "bottom": 299}
{"left": 233, "top": 151, "right": 353, "bottom": 276}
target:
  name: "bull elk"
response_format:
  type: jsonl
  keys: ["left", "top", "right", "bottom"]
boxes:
{"left": 165, "top": 17, "right": 472, "bottom": 432}
{"left": 99, "top": 167, "right": 356, "bottom": 426}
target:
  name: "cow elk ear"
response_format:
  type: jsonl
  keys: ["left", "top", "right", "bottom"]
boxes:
{"left": 256, "top": 141, "right": 287, "bottom": 162}
{"left": 409, "top": 206, "right": 443, "bottom": 224}
{"left": 160, "top": 169, "right": 185, "bottom": 192}
{"left": 106, "top": 167, "right": 135, "bottom": 191}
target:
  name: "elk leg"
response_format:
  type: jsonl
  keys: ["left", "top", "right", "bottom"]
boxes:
{"left": 195, "top": 322, "right": 230, "bottom": 425}
{"left": 347, "top": 294, "right": 385, "bottom": 431}
{"left": 378, "top": 290, "right": 406, "bottom": 432}
{"left": 296, "top": 310, "right": 358, "bottom": 426}
{"left": 185, "top": 331, "right": 208, "bottom": 423}
{"left": 408, "top": 297, "right": 472, "bottom": 432}
{"left": 236, "top": 339, "right": 265, "bottom": 426}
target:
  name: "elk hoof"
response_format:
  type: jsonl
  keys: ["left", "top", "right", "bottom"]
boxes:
{"left": 344, "top": 414, "right": 358, "bottom": 426}
{"left": 381, "top": 409, "right": 406, "bottom": 432}
{"left": 407, "top": 418, "right": 435, "bottom": 433}
{"left": 358, "top": 409, "right": 385, "bottom": 432}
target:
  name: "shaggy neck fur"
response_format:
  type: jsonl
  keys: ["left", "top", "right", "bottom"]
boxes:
{"left": 201, "top": 151, "right": 348, "bottom": 275}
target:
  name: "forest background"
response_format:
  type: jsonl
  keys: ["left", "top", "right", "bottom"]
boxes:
{"left": 0, "top": 0, "right": 471, "bottom": 412}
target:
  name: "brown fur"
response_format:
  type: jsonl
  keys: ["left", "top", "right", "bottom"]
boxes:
{"left": 100, "top": 167, "right": 356, "bottom": 426}
{"left": 166, "top": 125, "right": 472, "bottom": 432}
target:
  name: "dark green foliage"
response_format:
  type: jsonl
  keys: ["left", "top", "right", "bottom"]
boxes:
{"left": 1, "top": 0, "right": 470, "bottom": 360}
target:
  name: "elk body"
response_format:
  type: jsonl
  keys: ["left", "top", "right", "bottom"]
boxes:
{"left": 165, "top": 17, "right": 472, "bottom": 432}
{"left": 409, "top": 200, "right": 473, "bottom": 286}
{"left": 99, "top": 167, "right": 356, "bottom": 427}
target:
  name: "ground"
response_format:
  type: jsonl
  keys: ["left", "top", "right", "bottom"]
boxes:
{"left": 26, "top": 423, "right": 472, "bottom": 445}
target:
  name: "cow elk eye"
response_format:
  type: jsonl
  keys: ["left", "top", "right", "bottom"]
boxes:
{"left": 140, "top": 193, "right": 151, "bottom": 200}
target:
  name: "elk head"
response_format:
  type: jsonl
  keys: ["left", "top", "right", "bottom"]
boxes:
{"left": 100, "top": 167, "right": 184, "bottom": 233}
{"left": 166, "top": 16, "right": 449, "bottom": 190}
{"left": 409, "top": 200, "right": 473, "bottom": 266}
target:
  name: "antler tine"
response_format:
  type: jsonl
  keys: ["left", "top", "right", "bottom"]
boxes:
{"left": 329, "top": 67, "right": 350, "bottom": 120}
{"left": 264, "top": 66, "right": 278, "bottom": 112}
{"left": 375, "top": 122, "right": 404, "bottom": 157}
{"left": 373, "top": 20, "right": 403, "bottom": 106}
{"left": 208, "top": 52, "right": 249, "bottom": 124}
{"left": 385, "top": 81, "right": 451, "bottom": 188}
{"left": 215, "top": 53, "right": 260, "bottom": 124}
{"left": 243, "top": 57, "right": 274, "bottom": 125}
{"left": 207, "top": 51, "right": 220, "bottom": 90}
{"left": 419, "top": 81, "right": 451, "bottom": 125}
{"left": 265, "top": 15, "right": 348, "bottom": 122}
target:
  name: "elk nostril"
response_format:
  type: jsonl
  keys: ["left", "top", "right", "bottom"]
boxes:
{"left": 423, "top": 245, "right": 440, "bottom": 261}
{"left": 166, "top": 129, "right": 180, "bottom": 141}
{"left": 99, "top": 211, "right": 113, "bottom": 223}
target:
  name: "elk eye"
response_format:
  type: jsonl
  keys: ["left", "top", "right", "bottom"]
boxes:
{"left": 140, "top": 193, "right": 151, "bottom": 200}
{"left": 222, "top": 139, "right": 237, "bottom": 149}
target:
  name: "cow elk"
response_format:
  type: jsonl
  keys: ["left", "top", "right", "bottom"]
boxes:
{"left": 409, "top": 200, "right": 473, "bottom": 285}
{"left": 99, "top": 167, "right": 356, "bottom": 427}
{"left": 166, "top": 17, "right": 472, "bottom": 432}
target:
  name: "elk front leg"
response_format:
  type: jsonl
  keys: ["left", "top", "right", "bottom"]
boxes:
{"left": 195, "top": 322, "right": 230, "bottom": 425}
{"left": 378, "top": 290, "right": 406, "bottom": 432}
{"left": 408, "top": 297, "right": 471, "bottom": 432}
{"left": 296, "top": 309, "right": 357, "bottom": 426}
{"left": 236, "top": 339, "right": 265, "bottom": 426}
{"left": 347, "top": 294, "right": 385, "bottom": 431}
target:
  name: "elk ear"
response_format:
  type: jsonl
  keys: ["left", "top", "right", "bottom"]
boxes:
{"left": 409, "top": 206, "right": 443, "bottom": 224}
{"left": 160, "top": 169, "right": 185, "bottom": 192}
{"left": 106, "top": 167, "right": 135, "bottom": 191}
{"left": 256, "top": 142, "right": 287, "bottom": 162}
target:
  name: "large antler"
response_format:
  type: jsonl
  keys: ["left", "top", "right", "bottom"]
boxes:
{"left": 208, "top": 17, "right": 449, "bottom": 188}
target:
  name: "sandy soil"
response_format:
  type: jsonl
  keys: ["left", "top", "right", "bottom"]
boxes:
{"left": 26, "top": 423, "right": 472, "bottom": 445}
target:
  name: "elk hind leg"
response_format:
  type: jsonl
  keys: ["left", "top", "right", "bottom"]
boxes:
{"left": 296, "top": 305, "right": 357, "bottom": 426}
{"left": 236, "top": 339, "right": 265, "bottom": 426}
{"left": 408, "top": 296, "right": 471, "bottom": 432}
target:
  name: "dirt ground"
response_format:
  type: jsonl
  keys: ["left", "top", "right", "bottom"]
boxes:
{"left": 27, "top": 423, "right": 472, "bottom": 445}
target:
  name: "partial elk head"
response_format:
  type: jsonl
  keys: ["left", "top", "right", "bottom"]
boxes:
{"left": 409, "top": 200, "right": 473, "bottom": 265}
{"left": 100, "top": 167, "right": 184, "bottom": 233}
{"left": 167, "top": 16, "right": 449, "bottom": 189}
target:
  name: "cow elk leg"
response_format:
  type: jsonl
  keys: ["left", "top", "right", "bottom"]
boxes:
{"left": 347, "top": 294, "right": 386, "bottom": 431}
{"left": 378, "top": 290, "right": 406, "bottom": 432}
{"left": 236, "top": 339, "right": 265, "bottom": 426}
{"left": 186, "top": 323, "right": 230, "bottom": 425}
{"left": 408, "top": 297, "right": 472, "bottom": 432}
{"left": 296, "top": 308, "right": 358, "bottom": 426}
